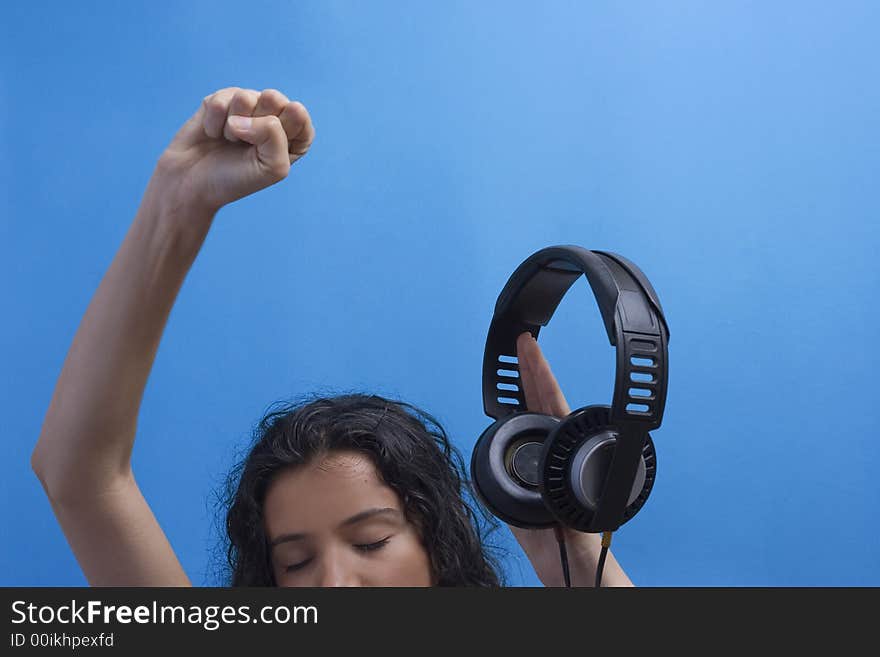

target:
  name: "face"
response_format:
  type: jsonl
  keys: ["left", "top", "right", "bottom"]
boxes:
{"left": 263, "top": 449, "right": 435, "bottom": 587}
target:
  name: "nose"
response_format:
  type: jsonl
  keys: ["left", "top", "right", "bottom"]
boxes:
{"left": 315, "top": 552, "right": 361, "bottom": 587}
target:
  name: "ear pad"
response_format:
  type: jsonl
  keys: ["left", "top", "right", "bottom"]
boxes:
{"left": 470, "top": 413, "right": 561, "bottom": 529}
{"left": 539, "top": 405, "right": 656, "bottom": 532}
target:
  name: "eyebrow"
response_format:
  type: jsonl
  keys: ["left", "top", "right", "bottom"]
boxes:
{"left": 269, "top": 507, "right": 402, "bottom": 548}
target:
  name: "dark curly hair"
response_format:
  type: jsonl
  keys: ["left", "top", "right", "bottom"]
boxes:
{"left": 215, "top": 392, "right": 505, "bottom": 586}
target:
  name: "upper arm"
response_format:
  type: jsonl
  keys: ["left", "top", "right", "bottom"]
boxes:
{"left": 43, "top": 473, "right": 192, "bottom": 587}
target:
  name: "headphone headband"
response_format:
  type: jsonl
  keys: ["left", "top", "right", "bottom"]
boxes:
{"left": 482, "top": 244, "right": 669, "bottom": 425}
{"left": 493, "top": 246, "right": 667, "bottom": 337}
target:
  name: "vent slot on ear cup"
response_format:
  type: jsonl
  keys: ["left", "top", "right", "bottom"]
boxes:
{"left": 625, "top": 340, "right": 660, "bottom": 417}
{"left": 496, "top": 355, "right": 523, "bottom": 407}
{"left": 628, "top": 387, "right": 652, "bottom": 398}
{"left": 621, "top": 436, "right": 657, "bottom": 524}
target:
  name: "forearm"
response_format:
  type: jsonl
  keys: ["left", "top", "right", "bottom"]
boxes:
{"left": 559, "top": 529, "right": 633, "bottom": 587}
{"left": 511, "top": 525, "right": 634, "bottom": 587}
{"left": 31, "top": 167, "right": 215, "bottom": 501}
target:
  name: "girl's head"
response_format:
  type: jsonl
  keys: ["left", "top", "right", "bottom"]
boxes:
{"left": 220, "top": 393, "right": 502, "bottom": 586}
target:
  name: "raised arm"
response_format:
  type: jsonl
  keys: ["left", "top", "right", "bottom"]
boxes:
{"left": 30, "top": 87, "right": 314, "bottom": 586}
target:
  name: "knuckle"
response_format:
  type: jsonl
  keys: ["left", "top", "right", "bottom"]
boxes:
{"left": 205, "top": 96, "right": 226, "bottom": 112}
{"left": 261, "top": 88, "right": 286, "bottom": 102}
{"left": 228, "top": 88, "right": 254, "bottom": 108}
{"left": 288, "top": 101, "right": 308, "bottom": 118}
{"left": 212, "top": 86, "right": 240, "bottom": 100}
{"left": 238, "top": 88, "right": 260, "bottom": 102}
{"left": 268, "top": 161, "right": 290, "bottom": 180}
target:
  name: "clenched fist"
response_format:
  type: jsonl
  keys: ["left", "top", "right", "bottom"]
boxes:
{"left": 154, "top": 87, "right": 315, "bottom": 215}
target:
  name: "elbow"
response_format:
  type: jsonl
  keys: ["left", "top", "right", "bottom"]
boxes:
{"left": 30, "top": 440, "right": 54, "bottom": 496}
{"left": 30, "top": 436, "right": 73, "bottom": 503}
{"left": 30, "top": 435, "right": 131, "bottom": 505}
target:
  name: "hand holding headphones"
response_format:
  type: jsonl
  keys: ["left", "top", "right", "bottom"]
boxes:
{"left": 470, "top": 246, "right": 669, "bottom": 584}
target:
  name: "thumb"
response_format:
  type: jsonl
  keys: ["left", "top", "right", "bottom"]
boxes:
{"left": 227, "top": 114, "right": 291, "bottom": 177}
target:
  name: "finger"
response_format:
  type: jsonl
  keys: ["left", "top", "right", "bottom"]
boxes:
{"left": 223, "top": 88, "right": 261, "bottom": 142}
{"left": 530, "top": 337, "right": 572, "bottom": 417}
{"left": 252, "top": 88, "right": 290, "bottom": 117}
{"left": 226, "top": 114, "right": 290, "bottom": 180}
{"left": 202, "top": 87, "right": 241, "bottom": 139}
{"left": 280, "top": 101, "right": 315, "bottom": 163}
{"left": 252, "top": 90, "right": 314, "bottom": 164}
{"left": 516, "top": 332, "right": 542, "bottom": 412}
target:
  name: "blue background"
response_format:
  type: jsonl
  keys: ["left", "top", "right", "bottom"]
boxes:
{"left": 2, "top": 1, "right": 878, "bottom": 586}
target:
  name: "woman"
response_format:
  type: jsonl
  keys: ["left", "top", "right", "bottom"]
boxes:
{"left": 30, "top": 87, "right": 633, "bottom": 587}
{"left": 224, "top": 392, "right": 499, "bottom": 586}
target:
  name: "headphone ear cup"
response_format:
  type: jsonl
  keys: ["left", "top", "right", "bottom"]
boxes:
{"left": 471, "top": 413, "right": 561, "bottom": 529}
{"left": 539, "top": 405, "right": 657, "bottom": 532}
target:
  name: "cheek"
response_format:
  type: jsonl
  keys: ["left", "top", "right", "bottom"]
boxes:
{"left": 377, "top": 536, "right": 433, "bottom": 586}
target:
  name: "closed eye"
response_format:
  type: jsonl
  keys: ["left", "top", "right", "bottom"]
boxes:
{"left": 284, "top": 537, "right": 391, "bottom": 572}
{"left": 285, "top": 558, "right": 312, "bottom": 573}
{"left": 355, "top": 537, "right": 391, "bottom": 552}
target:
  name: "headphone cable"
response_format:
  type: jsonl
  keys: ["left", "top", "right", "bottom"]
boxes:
{"left": 555, "top": 527, "right": 615, "bottom": 587}
{"left": 553, "top": 525, "right": 572, "bottom": 587}
{"left": 595, "top": 531, "right": 613, "bottom": 587}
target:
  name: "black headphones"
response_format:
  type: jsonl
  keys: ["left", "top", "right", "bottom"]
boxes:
{"left": 471, "top": 245, "right": 669, "bottom": 534}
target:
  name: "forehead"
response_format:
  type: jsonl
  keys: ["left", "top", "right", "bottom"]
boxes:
{"left": 263, "top": 450, "right": 402, "bottom": 534}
